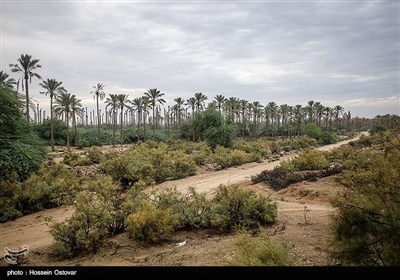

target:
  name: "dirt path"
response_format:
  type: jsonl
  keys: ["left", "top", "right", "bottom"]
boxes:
{"left": 0, "top": 133, "right": 366, "bottom": 264}
{"left": 155, "top": 132, "right": 366, "bottom": 195}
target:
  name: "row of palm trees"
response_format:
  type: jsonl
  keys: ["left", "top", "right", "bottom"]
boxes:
{"left": 3, "top": 54, "right": 380, "bottom": 148}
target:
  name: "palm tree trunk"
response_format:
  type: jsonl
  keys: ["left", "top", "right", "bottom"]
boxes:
{"left": 143, "top": 112, "right": 147, "bottom": 141}
{"left": 25, "top": 77, "right": 30, "bottom": 122}
{"left": 112, "top": 110, "right": 116, "bottom": 147}
{"left": 66, "top": 112, "right": 70, "bottom": 151}
{"left": 97, "top": 95, "right": 100, "bottom": 134}
{"left": 152, "top": 104, "right": 156, "bottom": 139}
{"left": 73, "top": 112, "right": 77, "bottom": 146}
{"left": 50, "top": 96, "right": 54, "bottom": 152}
{"left": 120, "top": 106, "right": 124, "bottom": 146}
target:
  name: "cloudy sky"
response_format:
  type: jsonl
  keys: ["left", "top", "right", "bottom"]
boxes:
{"left": 1, "top": 0, "right": 399, "bottom": 118}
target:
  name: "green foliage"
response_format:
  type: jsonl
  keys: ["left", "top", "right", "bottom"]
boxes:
{"left": 329, "top": 143, "right": 400, "bottom": 266}
{"left": 86, "top": 148, "right": 104, "bottom": 164}
{"left": 0, "top": 86, "right": 47, "bottom": 181}
{"left": 75, "top": 127, "right": 113, "bottom": 146}
{"left": 152, "top": 187, "right": 213, "bottom": 229}
{"left": 212, "top": 185, "right": 277, "bottom": 231}
{"left": 100, "top": 142, "right": 196, "bottom": 187}
{"left": 230, "top": 233, "right": 292, "bottom": 266}
{"left": 0, "top": 164, "right": 82, "bottom": 222}
{"left": 33, "top": 119, "right": 67, "bottom": 146}
{"left": 19, "top": 164, "right": 81, "bottom": 214}
{"left": 304, "top": 123, "right": 337, "bottom": 144}
{"left": 281, "top": 150, "right": 330, "bottom": 172}
{"left": 304, "top": 123, "right": 322, "bottom": 140}
{"left": 0, "top": 174, "right": 23, "bottom": 222}
{"left": 125, "top": 201, "right": 178, "bottom": 242}
{"left": 211, "top": 146, "right": 254, "bottom": 169}
{"left": 370, "top": 124, "right": 387, "bottom": 135}
{"left": 50, "top": 193, "right": 108, "bottom": 258}
{"left": 183, "top": 108, "right": 237, "bottom": 148}
{"left": 89, "top": 176, "right": 132, "bottom": 235}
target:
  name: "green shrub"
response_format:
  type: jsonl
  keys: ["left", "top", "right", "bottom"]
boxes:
{"left": 230, "top": 233, "right": 292, "bottom": 266}
{"left": 100, "top": 152, "right": 154, "bottom": 188}
{"left": 50, "top": 193, "right": 108, "bottom": 258}
{"left": 0, "top": 174, "right": 22, "bottom": 222}
{"left": 211, "top": 146, "right": 253, "bottom": 169}
{"left": 304, "top": 123, "right": 322, "bottom": 141}
{"left": 20, "top": 164, "right": 81, "bottom": 214}
{"left": 152, "top": 187, "right": 213, "bottom": 229}
{"left": 62, "top": 152, "right": 80, "bottom": 166}
{"left": 212, "top": 185, "right": 277, "bottom": 231}
{"left": 281, "top": 150, "right": 330, "bottom": 172}
{"left": 329, "top": 141, "right": 400, "bottom": 265}
{"left": 126, "top": 201, "right": 178, "bottom": 242}
{"left": 101, "top": 143, "right": 196, "bottom": 187}
{"left": 33, "top": 119, "right": 67, "bottom": 146}
{"left": 86, "top": 148, "right": 104, "bottom": 164}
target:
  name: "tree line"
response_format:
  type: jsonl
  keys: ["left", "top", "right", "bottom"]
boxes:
{"left": 2, "top": 54, "right": 399, "bottom": 150}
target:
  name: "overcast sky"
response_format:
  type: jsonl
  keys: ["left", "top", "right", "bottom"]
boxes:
{"left": 1, "top": 0, "right": 399, "bottom": 118}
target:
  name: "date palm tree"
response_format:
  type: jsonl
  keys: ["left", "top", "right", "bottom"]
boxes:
{"left": 117, "top": 94, "right": 130, "bottom": 146}
{"left": 333, "top": 105, "right": 344, "bottom": 130}
{"left": 306, "top": 100, "right": 315, "bottom": 123}
{"left": 194, "top": 92, "right": 207, "bottom": 113}
{"left": 39, "top": 79, "right": 66, "bottom": 151}
{"left": 142, "top": 96, "right": 150, "bottom": 140}
{"left": 0, "top": 71, "right": 16, "bottom": 89}
{"left": 90, "top": 83, "right": 106, "bottom": 134}
{"left": 54, "top": 92, "right": 74, "bottom": 151}
{"left": 71, "top": 95, "right": 83, "bottom": 145}
{"left": 174, "top": 97, "right": 185, "bottom": 127}
{"left": 9, "top": 54, "right": 42, "bottom": 121}
{"left": 130, "top": 97, "right": 143, "bottom": 134}
{"left": 186, "top": 97, "right": 196, "bottom": 118}
{"left": 214, "top": 94, "right": 226, "bottom": 114}
{"left": 144, "top": 88, "right": 165, "bottom": 138}
{"left": 314, "top": 102, "right": 324, "bottom": 127}
{"left": 105, "top": 94, "right": 119, "bottom": 146}
{"left": 267, "top": 102, "right": 278, "bottom": 136}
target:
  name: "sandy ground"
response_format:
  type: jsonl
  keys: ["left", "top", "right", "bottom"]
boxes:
{"left": 0, "top": 134, "right": 365, "bottom": 266}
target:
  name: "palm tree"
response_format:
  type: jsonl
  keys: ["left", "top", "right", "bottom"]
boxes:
{"left": 174, "top": 97, "right": 185, "bottom": 126}
{"left": 214, "top": 95, "right": 226, "bottom": 114}
{"left": 54, "top": 92, "right": 74, "bottom": 151}
{"left": 314, "top": 102, "right": 324, "bottom": 127}
{"left": 71, "top": 96, "right": 83, "bottom": 145}
{"left": 142, "top": 96, "right": 150, "bottom": 140}
{"left": 9, "top": 54, "right": 42, "bottom": 121}
{"left": 333, "top": 105, "right": 344, "bottom": 130}
{"left": 0, "top": 71, "right": 16, "bottom": 89}
{"left": 239, "top": 99, "right": 248, "bottom": 136}
{"left": 105, "top": 94, "right": 119, "bottom": 146}
{"left": 306, "top": 100, "right": 315, "bottom": 123}
{"left": 117, "top": 94, "right": 130, "bottom": 146}
{"left": 323, "top": 106, "right": 332, "bottom": 128}
{"left": 267, "top": 102, "right": 278, "bottom": 136}
{"left": 130, "top": 97, "right": 143, "bottom": 134}
{"left": 90, "top": 83, "right": 106, "bottom": 134}
{"left": 194, "top": 92, "right": 207, "bottom": 113}
{"left": 252, "top": 101, "right": 262, "bottom": 137}
{"left": 293, "top": 105, "right": 303, "bottom": 135}
{"left": 144, "top": 88, "right": 165, "bottom": 138}
{"left": 39, "top": 78, "right": 66, "bottom": 151}
{"left": 186, "top": 97, "right": 196, "bottom": 118}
